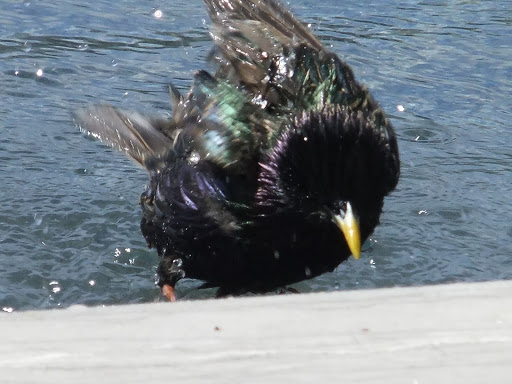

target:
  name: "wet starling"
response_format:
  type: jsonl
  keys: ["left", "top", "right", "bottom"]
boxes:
{"left": 74, "top": 0, "right": 400, "bottom": 301}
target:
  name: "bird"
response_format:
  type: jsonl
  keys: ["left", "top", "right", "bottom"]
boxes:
{"left": 74, "top": 0, "right": 400, "bottom": 302}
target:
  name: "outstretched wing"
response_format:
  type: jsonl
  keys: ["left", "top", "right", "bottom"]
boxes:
{"left": 75, "top": 71, "right": 283, "bottom": 175}
{"left": 205, "top": 0, "right": 322, "bottom": 93}
{"left": 73, "top": 105, "right": 175, "bottom": 169}
{"left": 204, "top": 0, "right": 365, "bottom": 117}
{"left": 76, "top": 0, "right": 378, "bottom": 174}
{"left": 205, "top": 0, "right": 325, "bottom": 55}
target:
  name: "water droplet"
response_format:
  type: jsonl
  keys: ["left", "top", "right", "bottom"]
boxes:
{"left": 418, "top": 210, "right": 428, "bottom": 215}
{"left": 273, "top": 250, "right": 280, "bottom": 260}
{"left": 77, "top": 43, "right": 88, "bottom": 51}
{"left": 88, "top": 280, "right": 95, "bottom": 286}
{"left": 125, "top": 248, "right": 131, "bottom": 253}
{"left": 23, "top": 42, "right": 31, "bottom": 52}
{"left": 114, "top": 248, "right": 121, "bottom": 257}
{"left": 252, "top": 94, "right": 268, "bottom": 108}
{"left": 397, "top": 105, "right": 405, "bottom": 112}
{"left": 36, "top": 68, "right": 43, "bottom": 77}
{"left": 173, "top": 258, "right": 183, "bottom": 268}
{"left": 49, "top": 281, "right": 61, "bottom": 294}
{"left": 2, "top": 307, "right": 13, "bottom": 313}
{"left": 129, "top": 258, "right": 135, "bottom": 265}
{"left": 304, "top": 266, "right": 311, "bottom": 277}
{"left": 188, "top": 151, "right": 200, "bottom": 165}
{"left": 153, "top": 9, "right": 163, "bottom": 19}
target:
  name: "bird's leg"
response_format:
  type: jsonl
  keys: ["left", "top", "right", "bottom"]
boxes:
{"left": 157, "top": 256, "right": 185, "bottom": 302}
{"left": 162, "top": 284, "right": 177, "bottom": 302}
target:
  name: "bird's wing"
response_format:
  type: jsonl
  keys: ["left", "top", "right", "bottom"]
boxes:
{"left": 204, "top": 0, "right": 325, "bottom": 53}
{"left": 172, "top": 70, "right": 283, "bottom": 173}
{"left": 204, "top": 0, "right": 323, "bottom": 91}
{"left": 73, "top": 104, "right": 174, "bottom": 170}
{"left": 74, "top": 72, "right": 281, "bottom": 177}
{"left": 204, "top": 0, "right": 364, "bottom": 115}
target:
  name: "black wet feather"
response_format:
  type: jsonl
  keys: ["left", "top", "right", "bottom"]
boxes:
{"left": 74, "top": 0, "right": 400, "bottom": 296}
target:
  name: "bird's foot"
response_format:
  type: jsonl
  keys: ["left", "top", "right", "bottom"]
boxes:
{"left": 162, "top": 284, "right": 177, "bottom": 302}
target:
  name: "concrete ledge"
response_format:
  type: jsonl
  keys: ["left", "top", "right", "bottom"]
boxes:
{"left": 2, "top": 280, "right": 512, "bottom": 383}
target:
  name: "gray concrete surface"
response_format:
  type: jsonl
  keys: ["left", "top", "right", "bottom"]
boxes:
{"left": 2, "top": 280, "right": 512, "bottom": 383}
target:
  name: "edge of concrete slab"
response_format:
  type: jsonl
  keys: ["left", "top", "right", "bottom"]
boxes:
{"left": 2, "top": 280, "right": 512, "bottom": 383}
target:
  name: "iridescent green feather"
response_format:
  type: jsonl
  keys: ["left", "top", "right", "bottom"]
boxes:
{"left": 204, "top": 0, "right": 373, "bottom": 136}
{"left": 174, "top": 71, "right": 285, "bottom": 173}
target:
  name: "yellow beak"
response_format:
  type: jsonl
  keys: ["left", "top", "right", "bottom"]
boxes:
{"left": 333, "top": 202, "right": 361, "bottom": 259}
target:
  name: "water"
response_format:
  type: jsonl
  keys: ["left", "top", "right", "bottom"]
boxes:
{"left": 1, "top": 0, "right": 511, "bottom": 311}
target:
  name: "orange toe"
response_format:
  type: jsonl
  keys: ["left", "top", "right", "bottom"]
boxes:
{"left": 162, "top": 284, "right": 177, "bottom": 302}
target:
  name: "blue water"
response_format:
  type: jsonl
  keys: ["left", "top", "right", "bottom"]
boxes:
{"left": 1, "top": 0, "right": 511, "bottom": 311}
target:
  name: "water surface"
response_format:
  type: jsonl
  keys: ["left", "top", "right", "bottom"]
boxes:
{"left": 1, "top": 0, "right": 511, "bottom": 311}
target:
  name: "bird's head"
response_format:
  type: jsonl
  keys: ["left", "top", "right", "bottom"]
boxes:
{"left": 255, "top": 107, "right": 399, "bottom": 258}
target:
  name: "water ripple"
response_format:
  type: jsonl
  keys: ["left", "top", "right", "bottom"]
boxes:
{"left": 1, "top": 0, "right": 511, "bottom": 310}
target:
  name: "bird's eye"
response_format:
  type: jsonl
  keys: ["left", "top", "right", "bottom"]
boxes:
{"left": 307, "top": 211, "right": 328, "bottom": 222}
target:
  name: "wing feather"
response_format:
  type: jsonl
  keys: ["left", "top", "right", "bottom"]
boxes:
{"left": 74, "top": 104, "right": 174, "bottom": 169}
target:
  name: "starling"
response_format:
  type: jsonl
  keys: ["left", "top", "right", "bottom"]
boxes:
{"left": 74, "top": 0, "right": 400, "bottom": 301}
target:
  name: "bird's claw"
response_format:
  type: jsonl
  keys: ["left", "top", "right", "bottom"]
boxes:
{"left": 162, "top": 284, "right": 177, "bottom": 302}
